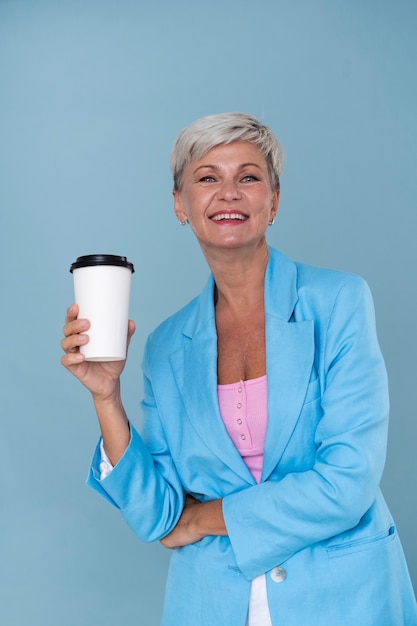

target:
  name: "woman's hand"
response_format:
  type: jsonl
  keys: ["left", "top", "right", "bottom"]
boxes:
{"left": 61, "top": 303, "right": 135, "bottom": 402}
{"left": 160, "top": 496, "right": 227, "bottom": 550}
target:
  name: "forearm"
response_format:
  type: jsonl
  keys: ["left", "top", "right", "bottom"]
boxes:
{"left": 160, "top": 496, "right": 227, "bottom": 549}
{"left": 193, "top": 498, "right": 227, "bottom": 537}
{"left": 93, "top": 383, "right": 130, "bottom": 466}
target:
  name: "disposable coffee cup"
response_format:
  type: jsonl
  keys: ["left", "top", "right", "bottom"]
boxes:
{"left": 70, "top": 254, "right": 135, "bottom": 362}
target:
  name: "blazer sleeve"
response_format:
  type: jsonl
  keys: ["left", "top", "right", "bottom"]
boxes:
{"left": 86, "top": 340, "right": 186, "bottom": 543}
{"left": 222, "top": 276, "right": 390, "bottom": 580}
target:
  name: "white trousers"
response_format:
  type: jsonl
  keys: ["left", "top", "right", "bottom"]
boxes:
{"left": 246, "top": 574, "right": 273, "bottom": 626}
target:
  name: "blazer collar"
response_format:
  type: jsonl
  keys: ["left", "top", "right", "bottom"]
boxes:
{"left": 264, "top": 246, "right": 298, "bottom": 321}
{"left": 181, "top": 246, "right": 299, "bottom": 337}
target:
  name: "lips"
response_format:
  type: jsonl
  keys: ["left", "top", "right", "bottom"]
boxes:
{"left": 210, "top": 211, "right": 248, "bottom": 222}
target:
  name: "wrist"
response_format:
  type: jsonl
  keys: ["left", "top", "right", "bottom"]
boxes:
{"left": 92, "top": 381, "right": 122, "bottom": 409}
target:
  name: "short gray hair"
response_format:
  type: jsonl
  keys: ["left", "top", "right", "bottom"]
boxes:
{"left": 170, "top": 112, "right": 284, "bottom": 191}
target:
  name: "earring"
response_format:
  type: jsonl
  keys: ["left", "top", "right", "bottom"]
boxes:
{"left": 179, "top": 219, "right": 188, "bottom": 226}
{"left": 268, "top": 217, "right": 275, "bottom": 226}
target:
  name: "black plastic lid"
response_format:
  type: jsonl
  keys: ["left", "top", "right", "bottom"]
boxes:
{"left": 70, "top": 254, "right": 135, "bottom": 273}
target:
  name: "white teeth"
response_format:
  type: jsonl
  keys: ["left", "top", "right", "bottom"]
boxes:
{"left": 211, "top": 213, "right": 246, "bottom": 221}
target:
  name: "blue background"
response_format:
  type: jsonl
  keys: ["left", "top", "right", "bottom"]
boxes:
{"left": 1, "top": 1, "right": 416, "bottom": 624}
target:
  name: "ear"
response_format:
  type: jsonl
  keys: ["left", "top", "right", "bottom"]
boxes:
{"left": 269, "top": 189, "right": 280, "bottom": 223}
{"left": 173, "top": 189, "right": 188, "bottom": 223}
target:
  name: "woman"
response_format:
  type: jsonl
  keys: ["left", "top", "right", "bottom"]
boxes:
{"left": 61, "top": 113, "right": 417, "bottom": 625}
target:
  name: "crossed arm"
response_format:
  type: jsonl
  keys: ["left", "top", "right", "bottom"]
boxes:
{"left": 159, "top": 495, "right": 226, "bottom": 549}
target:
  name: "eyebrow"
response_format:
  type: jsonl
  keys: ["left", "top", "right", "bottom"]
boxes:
{"left": 193, "top": 162, "right": 263, "bottom": 175}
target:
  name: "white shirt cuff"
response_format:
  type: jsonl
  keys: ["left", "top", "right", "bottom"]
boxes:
{"left": 99, "top": 439, "right": 114, "bottom": 480}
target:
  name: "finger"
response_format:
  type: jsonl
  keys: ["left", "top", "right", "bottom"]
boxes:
{"left": 61, "top": 330, "right": 89, "bottom": 354}
{"left": 63, "top": 304, "right": 83, "bottom": 337}
{"left": 127, "top": 320, "right": 136, "bottom": 341}
{"left": 62, "top": 317, "right": 90, "bottom": 339}
{"left": 64, "top": 303, "right": 79, "bottom": 325}
{"left": 61, "top": 350, "right": 85, "bottom": 369}
{"left": 124, "top": 320, "right": 136, "bottom": 353}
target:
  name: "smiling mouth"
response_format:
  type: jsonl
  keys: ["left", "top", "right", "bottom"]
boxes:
{"left": 210, "top": 212, "right": 248, "bottom": 221}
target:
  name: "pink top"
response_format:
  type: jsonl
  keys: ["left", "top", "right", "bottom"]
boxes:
{"left": 217, "top": 375, "right": 268, "bottom": 484}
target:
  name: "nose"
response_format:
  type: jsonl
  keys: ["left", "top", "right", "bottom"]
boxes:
{"left": 217, "top": 178, "right": 242, "bottom": 201}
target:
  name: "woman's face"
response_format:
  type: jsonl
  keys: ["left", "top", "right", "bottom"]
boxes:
{"left": 173, "top": 141, "right": 279, "bottom": 255}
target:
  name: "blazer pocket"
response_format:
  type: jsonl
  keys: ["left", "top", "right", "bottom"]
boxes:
{"left": 326, "top": 524, "right": 396, "bottom": 558}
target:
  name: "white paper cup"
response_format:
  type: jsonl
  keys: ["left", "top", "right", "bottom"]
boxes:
{"left": 70, "top": 254, "right": 135, "bottom": 362}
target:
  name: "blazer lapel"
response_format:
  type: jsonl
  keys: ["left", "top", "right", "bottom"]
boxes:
{"left": 169, "top": 277, "right": 255, "bottom": 485}
{"left": 262, "top": 247, "right": 315, "bottom": 481}
{"left": 262, "top": 315, "right": 314, "bottom": 481}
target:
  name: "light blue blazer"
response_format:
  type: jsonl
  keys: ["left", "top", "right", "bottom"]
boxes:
{"left": 88, "top": 247, "right": 417, "bottom": 625}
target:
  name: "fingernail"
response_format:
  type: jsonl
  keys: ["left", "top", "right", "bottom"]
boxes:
{"left": 79, "top": 320, "right": 88, "bottom": 329}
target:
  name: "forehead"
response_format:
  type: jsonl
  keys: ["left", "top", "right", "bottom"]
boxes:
{"left": 191, "top": 141, "right": 266, "bottom": 169}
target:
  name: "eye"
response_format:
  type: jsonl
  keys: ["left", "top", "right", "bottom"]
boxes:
{"left": 241, "top": 174, "right": 259, "bottom": 183}
{"left": 198, "top": 175, "right": 216, "bottom": 183}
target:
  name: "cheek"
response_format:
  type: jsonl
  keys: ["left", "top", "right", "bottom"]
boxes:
{"left": 185, "top": 190, "right": 213, "bottom": 215}
{"left": 255, "top": 192, "right": 275, "bottom": 213}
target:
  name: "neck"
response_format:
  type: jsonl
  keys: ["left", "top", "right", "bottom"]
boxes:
{"left": 201, "top": 239, "right": 269, "bottom": 310}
